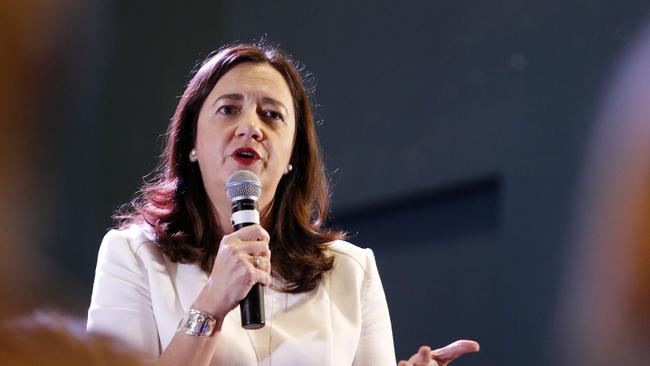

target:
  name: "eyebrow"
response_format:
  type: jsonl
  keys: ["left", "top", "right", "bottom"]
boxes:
{"left": 213, "top": 93, "right": 288, "bottom": 114}
{"left": 213, "top": 93, "right": 244, "bottom": 105}
{"left": 260, "top": 97, "right": 288, "bottom": 114}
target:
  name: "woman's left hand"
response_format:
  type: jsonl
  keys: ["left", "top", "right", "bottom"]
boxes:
{"left": 398, "top": 340, "right": 480, "bottom": 366}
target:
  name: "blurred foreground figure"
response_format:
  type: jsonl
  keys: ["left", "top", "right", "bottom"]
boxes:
{"left": 0, "top": 0, "right": 53, "bottom": 317}
{"left": 0, "top": 312, "right": 144, "bottom": 366}
{"left": 0, "top": 1, "right": 143, "bottom": 365}
{"left": 558, "top": 20, "right": 650, "bottom": 366}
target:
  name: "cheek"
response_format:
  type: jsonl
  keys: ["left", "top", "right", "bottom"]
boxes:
{"left": 278, "top": 138, "right": 294, "bottom": 165}
{"left": 196, "top": 122, "right": 227, "bottom": 153}
{"left": 284, "top": 123, "right": 297, "bottom": 158}
{"left": 195, "top": 120, "right": 208, "bottom": 150}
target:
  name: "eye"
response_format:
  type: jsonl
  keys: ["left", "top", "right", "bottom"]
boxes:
{"left": 261, "top": 109, "right": 284, "bottom": 122}
{"left": 217, "top": 104, "right": 240, "bottom": 115}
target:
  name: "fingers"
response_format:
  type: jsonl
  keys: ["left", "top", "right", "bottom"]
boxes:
{"left": 228, "top": 224, "right": 270, "bottom": 244}
{"left": 237, "top": 252, "right": 271, "bottom": 287}
{"left": 237, "top": 241, "right": 271, "bottom": 258}
{"left": 194, "top": 225, "right": 274, "bottom": 319}
{"left": 245, "top": 268, "right": 271, "bottom": 287}
{"left": 399, "top": 346, "right": 436, "bottom": 366}
{"left": 431, "top": 340, "right": 480, "bottom": 364}
{"left": 398, "top": 341, "right": 480, "bottom": 366}
{"left": 223, "top": 224, "right": 271, "bottom": 258}
{"left": 249, "top": 255, "right": 271, "bottom": 273}
{"left": 416, "top": 346, "right": 432, "bottom": 363}
{"left": 248, "top": 255, "right": 271, "bottom": 274}
{"left": 215, "top": 224, "right": 272, "bottom": 286}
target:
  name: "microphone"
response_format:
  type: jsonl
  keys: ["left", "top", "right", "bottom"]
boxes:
{"left": 225, "top": 170, "right": 265, "bottom": 330}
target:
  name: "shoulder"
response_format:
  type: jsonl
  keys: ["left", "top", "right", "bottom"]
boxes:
{"left": 97, "top": 225, "right": 162, "bottom": 266}
{"left": 326, "top": 240, "right": 377, "bottom": 275}
{"left": 323, "top": 240, "right": 387, "bottom": 307}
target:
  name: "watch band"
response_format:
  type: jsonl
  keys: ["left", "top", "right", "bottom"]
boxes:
{"left": 177, "top": 309, "right": 217, "bottom": 337}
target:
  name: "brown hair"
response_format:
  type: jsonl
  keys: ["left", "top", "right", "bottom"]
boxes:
{"left": 117, "top": 43, "right": 345, "bottom": 293}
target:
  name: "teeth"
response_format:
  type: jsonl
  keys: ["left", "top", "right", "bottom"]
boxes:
{"left": 236, "top": 151, "right": 254, "bottom": 158}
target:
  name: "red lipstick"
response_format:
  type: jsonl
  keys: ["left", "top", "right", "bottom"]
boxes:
{"left": 231, "top": 147, "right": 261, "bottom": 166}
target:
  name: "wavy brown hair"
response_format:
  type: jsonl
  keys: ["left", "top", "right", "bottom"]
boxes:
{"left": 117, "top": 43, "right": 345, "bottom": 293}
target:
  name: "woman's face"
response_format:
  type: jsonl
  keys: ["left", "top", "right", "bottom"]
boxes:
{"left": 194, "top": 62, "right": 296, "bottom": 214}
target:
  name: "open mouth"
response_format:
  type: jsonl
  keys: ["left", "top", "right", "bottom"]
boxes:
{"left": 232, "top": 148, "right": 261, "bottom": 164}
{"left": 235, "top": 151, "right": 257, "bottom": 158}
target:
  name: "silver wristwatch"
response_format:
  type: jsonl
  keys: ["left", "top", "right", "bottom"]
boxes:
{"left": 177, "top": 309, "right": 217, "bottom": 336}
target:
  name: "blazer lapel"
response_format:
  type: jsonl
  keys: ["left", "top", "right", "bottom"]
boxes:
{"left": 175, "top": 262, "right": 208, "bottom": 312}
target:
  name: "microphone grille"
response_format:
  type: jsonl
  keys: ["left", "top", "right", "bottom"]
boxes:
{"left": 225, "top": 170, "right": 262, "bottom": 202}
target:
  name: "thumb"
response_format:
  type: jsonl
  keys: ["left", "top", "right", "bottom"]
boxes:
{"left": 431, "top": 340, "right": 480, "bottom": 365}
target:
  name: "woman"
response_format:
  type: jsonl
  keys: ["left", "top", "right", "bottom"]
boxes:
{"left": 87, "top": 42, "right": 478, "bottom": 366}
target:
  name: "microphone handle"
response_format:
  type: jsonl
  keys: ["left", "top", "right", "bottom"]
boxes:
{"left": 234, "top": 220, "right": 265, "bottom": 330}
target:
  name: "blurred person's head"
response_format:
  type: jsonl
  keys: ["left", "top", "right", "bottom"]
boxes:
{"left": 557, "top": 19, "right": 650, "bottom": 366}
{"left": 0, "top": 312, "right": 143, "bottom": 365}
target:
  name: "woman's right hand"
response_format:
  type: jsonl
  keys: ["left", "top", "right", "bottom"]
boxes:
{"left": 191, "top": 224, "right": 272, "bottom": 321}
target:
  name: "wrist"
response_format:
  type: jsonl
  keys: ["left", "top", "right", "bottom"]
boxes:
{"left": 191, "top": 296, "right": 227, "bottom": 324}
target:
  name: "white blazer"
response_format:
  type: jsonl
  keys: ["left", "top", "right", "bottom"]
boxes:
{"left": 87, "top": 226, "right": 396, "bottom": 365}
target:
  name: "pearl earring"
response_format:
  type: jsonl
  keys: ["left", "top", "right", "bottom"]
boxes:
{"left": 189, "top": 149, "right": 197, "bottom": 162}
{"left": 287, "top": 164, "right": 293, "bottom": 172}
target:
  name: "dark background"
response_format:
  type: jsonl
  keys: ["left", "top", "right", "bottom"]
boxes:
{"left": 32, "top": 1, "right": 650, "bottom": 364}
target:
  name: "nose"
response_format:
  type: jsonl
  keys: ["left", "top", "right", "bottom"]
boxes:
{"left": 235, "top": 113, "right": 263, "bottom": 141}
